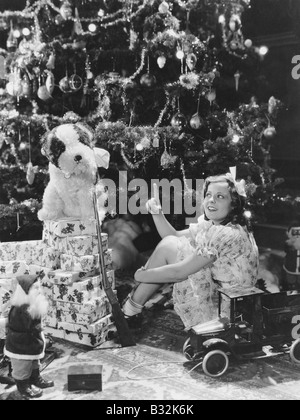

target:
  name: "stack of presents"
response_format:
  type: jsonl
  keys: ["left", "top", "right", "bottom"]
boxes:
{"left": 0, "top": 219, "right": 116, "bottom": 349}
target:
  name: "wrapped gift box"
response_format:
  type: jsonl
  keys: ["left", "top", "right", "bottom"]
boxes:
{"left": 58, "top": 314, "right": 112, "bottom": 335}
{"left": 56, "top": 299, "right": 111, "bottom": 325}
{"left": 0, "top": 240, "right": 41, "bottom": 261}
{"left": 45, "top": 324, "right": 115, "bottom": 348}
{"left": 32, "top": 244, "right": 60, "bottom": 270}
{"left": 48, "top": 270, "right": 96, "bottom": 286}
{"left": 60, "top": 250, "right": 112, "bottom": 273}
{"left": 56, "top": 234, "right": 108, "bottom": 257}
{"left": 43, "top": 219, "right": 97, "bottom": 239}
{"left": 0, "top": 317, "right": 8, "bottom": 340}
{"left": 44, "top": 304, "right": 58, "bottom": 329}
{"left": 0, "top": 288, "right": 13, "bottom": 318}
{"left": 0, "top": 261, "right": 30, "bottom": 279}
{"left": 56, "top": 295, "right": 110, "bottom": 315}
{"left": 53, "top": 284, "right": 105, "bottom": 304}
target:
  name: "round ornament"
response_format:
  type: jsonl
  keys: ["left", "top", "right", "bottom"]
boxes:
{"left": 190, "top": 113, "right": 204, "bottom": 130}
{"left": 59, "top": 76, "right": 72, "bottom": 93}
{"left": 171, "top": 112, "right": 186, "bottom": 129}
{"left": 69, "top": 74, "right": 83, "bottom": 91}
{"left": 157, "top": 56, "right": 166, "bottom": 69}
{"left": 55, "top": 14, "right": 64, "bottom": 25}
{"left": 38, "top": 85, "right": 52, "bottom": 101}
{"left": 140, "top": 73, "right": 156, "bottom": 88}
{"left": 264, "top": 126, "right": 276, "bottom": 140}
{"left": 244, "top": 39, "right": 253, "bottom": 48}
{"left": 6, "top": 82, "right": 15, "bottom": 96}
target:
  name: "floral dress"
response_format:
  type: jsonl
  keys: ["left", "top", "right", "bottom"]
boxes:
{"left": 172, "top": 215, "right": 259, "bottom": 329}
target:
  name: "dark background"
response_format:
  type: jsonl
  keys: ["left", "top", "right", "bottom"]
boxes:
{"left": 1, "top": 0, "right": 300, "bottom": 191}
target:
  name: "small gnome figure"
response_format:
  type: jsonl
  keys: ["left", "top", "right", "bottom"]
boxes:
{"left": 4, "top": 275, "right": 54, "bottom": 399}
{"left": 283, "top": 223, "right": 300, "bottom": 290}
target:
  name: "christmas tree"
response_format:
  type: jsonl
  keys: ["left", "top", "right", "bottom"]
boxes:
{"left": 0, "top": 0, "right": 284, "bottom": 242}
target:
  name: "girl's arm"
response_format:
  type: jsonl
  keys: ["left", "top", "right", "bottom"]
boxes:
{"left": 152, "top": 211, "right": 190, "bottom": 239}
{"left": 148, "top": 184, "right": 191, "bottom": 239}
{"left": 135, "top": 253, "right": 214, "bottom": 284}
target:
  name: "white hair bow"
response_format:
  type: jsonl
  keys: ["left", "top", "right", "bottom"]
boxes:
{"left": 228, "top": 166, "right": 247, "bottom": 198}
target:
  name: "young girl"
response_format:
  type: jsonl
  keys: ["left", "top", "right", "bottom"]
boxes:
{"left": 122, "top": 172, "right": 259, "bottom": 330}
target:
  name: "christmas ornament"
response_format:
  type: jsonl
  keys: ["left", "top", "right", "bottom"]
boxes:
{"left": 21, "top": 74, "right": 31, "bottom": 98}
{"left": 26, "top": 161, "right": 35, "bottom": 185}
{"left": 85, "top": 56, "right": 94, "bottom": 80}
{"left": 45, "top": 71, "right": 55, "bottom": 95}
{"left": 153, "top": 133, "right": 160, "bottom": 148}
{"left": 74, "top": 7, "right": 83, "bottom": 35}
{"left": 59, "top": 74, "right": 72, "bottom": 93}
{"left": 244, "top": 39, "right": 253, "bottom": 48}
{"left": 140, "top": 73, "right": 156, "bottom": 88}
{"left": 158, "top": 1, "right": 170, "bottom": 14}
{"left": 46, "top": 53, "right": 56, "bottom": 70}
{"left": 206, "top": 89, "right": 216, "bottom": 105}
{"left": 186, "top": 53, "right": 197, "bottom": 71}
{"left": 55, "top": 14, "right": 64, "bottom": 25}
{"left": 268, "top": 96, "right": 277, "bottom": 115}
{"left": 264, "top": 126, "right": 276, "bottom": 140}
{"left": 190, "top": 113, "right": 204, "bottom": 130}
{"left": 60, "top": 0, "right": 73, "bottom": 20}
{"left": 38, "top": 85, "right": 52, "bottom": 101}
{"left": 6, "top": 82, "right": 15, "bottom": 96}
{"left": 234, "top": 70, "right": 240, "bottom": 92}
{"left": 6, "top": 21, "right": 18, "bottom": 52}
{"left": 157, "top": 56, "right": 166, "bottom": 69}
{"left": 69, "top": 74, "right": 83, "bottom": 91}
{"left": 171, "top": 112, "right": 186, "bottom": 129}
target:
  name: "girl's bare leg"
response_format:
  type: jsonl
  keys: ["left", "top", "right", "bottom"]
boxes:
{"left": 131, "top": 235, "right": 180, "bottom": 306}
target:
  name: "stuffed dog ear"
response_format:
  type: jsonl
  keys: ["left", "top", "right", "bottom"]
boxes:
{"left": 94, "top": 148, "right": 110, "bottom": 169}
{"left": 75, "top": 122, "right": 94, "bottom": 143}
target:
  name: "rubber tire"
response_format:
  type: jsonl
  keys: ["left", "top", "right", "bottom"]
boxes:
{"left": 290, "top": 339, "right": 300, "bottom": 364}
{"left": 183, "top": 337, "right": 195, "bottom": 361}
{"left": 202, "top": 349, "right": 229, "bottom": 378}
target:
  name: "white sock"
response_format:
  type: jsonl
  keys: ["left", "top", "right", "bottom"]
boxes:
{"left": 123, "top": 296, "right": 144, "bottom": 318}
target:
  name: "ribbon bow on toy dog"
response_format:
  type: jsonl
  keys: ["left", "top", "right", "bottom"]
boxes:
{"left": 228, "top": 166, "right": 247, "bottom": 198}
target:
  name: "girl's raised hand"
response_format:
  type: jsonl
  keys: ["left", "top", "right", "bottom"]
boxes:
{"left": 146, "top": 183, "right": 162, "bottom": 215}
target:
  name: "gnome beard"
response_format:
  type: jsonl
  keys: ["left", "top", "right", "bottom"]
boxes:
{"left": 27, "top": 286, "right": 49, "bottom": 320}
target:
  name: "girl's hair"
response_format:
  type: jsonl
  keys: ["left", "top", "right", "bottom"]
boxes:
{"left": 203, "top": 174, "right": 250, "bottom": 228}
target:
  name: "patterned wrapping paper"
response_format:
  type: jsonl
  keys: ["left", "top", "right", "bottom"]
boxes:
{"left": 0, "top": 317, "right": 8, "bottom": 340}
{"left": 56, "top": 294, "right": 110, "bottom": 315}
{"left": 28, "top": 264, "right": 53, "bottom": 282}
{"left": 0, "top": 240, "right": 42, "bottom": 261}
{"left": 43, "top": 219, "right": 97, "bottom": 239}
{"left": 45, "top": 323, "right": 115, "bottom": 348}
{"left": 56, "top": 299, "right": 111, "bottom": 325}
{"left": 44, "top": 304, "right": 58, "bottom": 329}
{"left": 52, "top": 270, "right": 115, "bottom": 295}
{"left": 0, "top": 287, "right": 14, "bottom": 318}
{"left": 43, "top": 234, "right": 108, "bottom": 257}
{"left": 57, "top": 314, "right": 112, "bottom": 335}
{"left": 48, "top": 269, "right": 96, "bottom": 285}
{"left": 53, "top": 284, "right": 105, "bottom": 304}
{"left": 0, "top": 241, "right": 60, "bottom": 270}
{"left": 0, "top": 261, "right": 30, "bottom": 279}
{"left": 60, "top": 249, "right": 113, "bottom": 273}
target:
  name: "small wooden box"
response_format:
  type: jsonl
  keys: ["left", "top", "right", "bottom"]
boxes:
{"left": 67, "top": 364, "right": 103, "bottom": 392}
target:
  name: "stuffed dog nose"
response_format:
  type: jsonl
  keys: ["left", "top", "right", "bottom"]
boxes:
{"left": 74, "top": 155, "right": 82, "bottom": 162}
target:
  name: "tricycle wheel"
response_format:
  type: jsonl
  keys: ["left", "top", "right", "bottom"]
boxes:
{"left": 290, "top": 339, "right": 300, "bottom": 364}
{"left": 202, "top": 350, "right": 229, "bottom": 378}
{"left": 183, "top": 338, "right": 195, "bottom": 361}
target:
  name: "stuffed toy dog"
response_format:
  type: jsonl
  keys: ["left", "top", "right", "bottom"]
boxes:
{"left": 38, "top": 123, "right": 110, "bottom": 221}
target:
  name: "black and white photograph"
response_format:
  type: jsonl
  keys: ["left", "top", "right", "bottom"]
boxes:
{"left": 0, "top": 0, "right": 300, "bottom": 402}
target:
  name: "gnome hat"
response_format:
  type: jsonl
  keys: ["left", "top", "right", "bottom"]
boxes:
{"left": 17, "top": 275, "right": 38, "bottom": 295}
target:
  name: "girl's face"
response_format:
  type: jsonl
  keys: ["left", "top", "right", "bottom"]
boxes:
{"left": 204, "top": 181, "right": 232, "bottom": 224}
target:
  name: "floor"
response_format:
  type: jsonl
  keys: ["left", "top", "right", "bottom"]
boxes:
{"left": 1, "top": 270, "right": 300, "bottom": 400}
